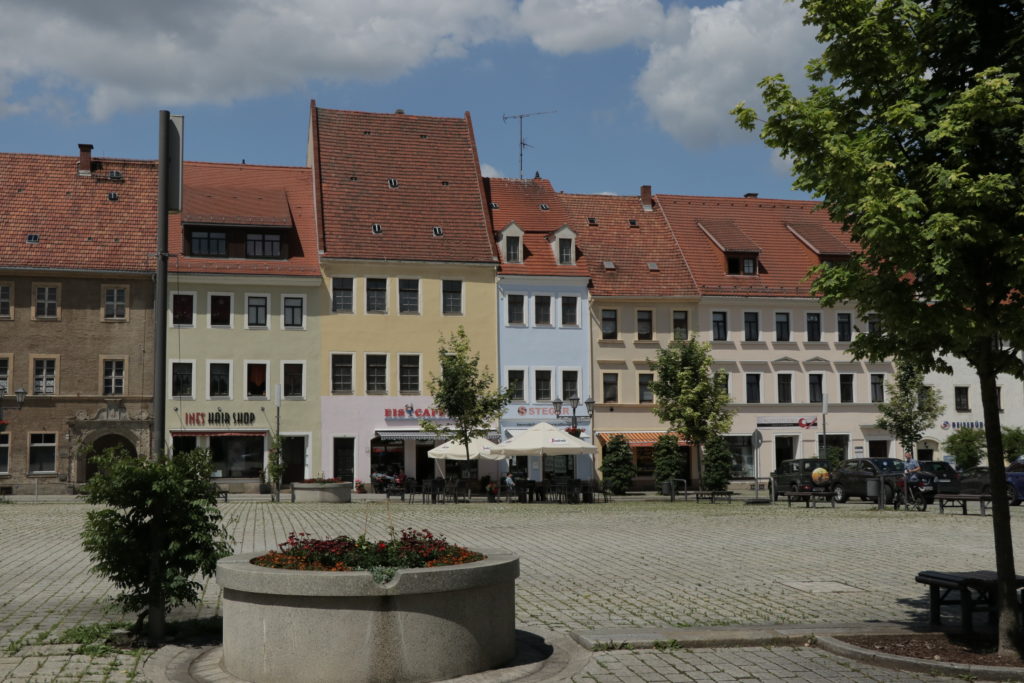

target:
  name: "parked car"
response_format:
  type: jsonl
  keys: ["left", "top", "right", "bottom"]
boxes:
{"left": 769, "top": 458, "right": 831, "bottom": 501}
{"left": 958, "top": 464, "right": 1024, "bottom": 505}
{"left": 831, "top": 457, "right": 936, "bottom": 504}
{"left": 919, "top": 461, "right": 961, "bottom": 494}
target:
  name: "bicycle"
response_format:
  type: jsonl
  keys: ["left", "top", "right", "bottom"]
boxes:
{"left": 893, "top": 470, "right": 929, "bottom": 511}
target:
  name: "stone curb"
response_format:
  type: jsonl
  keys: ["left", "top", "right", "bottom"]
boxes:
{"left": 817, "top": 635, "right": 1024, "bottom": 682}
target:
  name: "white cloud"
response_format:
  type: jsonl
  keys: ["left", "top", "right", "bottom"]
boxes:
{"left": 480, "top": 162, "right": 504, "bottom": 178}
{"left": 635, "top": 0, "right": 817, "bottom": 148}
{"left": 518, "top": 0, "right": 664, "bottom": 54}
{"left": 0, "top": 0, "right": 517, "bottom": 120}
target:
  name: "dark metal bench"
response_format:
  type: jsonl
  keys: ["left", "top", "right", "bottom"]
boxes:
{"left": 935, "top": 493, "right": 990, "bottom": 516}
{"left": 694, "top": 490, "right": 734, "bottom": 503}
{"left": 783, "top": 490, "right": 835, "bottom": 508}
{"left": 213, "top": 484, "right": 228, "bottom": 502}
{"left": 915, "top": 570, "right": 1024, "bottom": 634}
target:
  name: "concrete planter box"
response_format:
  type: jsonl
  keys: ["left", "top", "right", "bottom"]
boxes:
{"left": 290, "top": 482, "right": 352, "bottom": 503}
{"left": 218, "top": 550, "right": 518, "bottom": 683}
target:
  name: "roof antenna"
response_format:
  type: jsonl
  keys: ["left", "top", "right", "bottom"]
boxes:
{"left": 502, "top": 110, "right": 555, "bottom": 180}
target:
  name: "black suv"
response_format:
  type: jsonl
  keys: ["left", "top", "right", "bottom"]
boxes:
{"left": 769, "top": 458, "right": 831, "bottom": 501}
{"left": 831, "top": 457, "right": 936, "bottom": 504}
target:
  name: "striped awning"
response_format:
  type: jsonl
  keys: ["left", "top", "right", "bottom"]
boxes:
{"left": 376, "top": 430, "right": 442, "bottom": 441}
{"left": 597, "top": 432, "right": 689, "bottom": 447}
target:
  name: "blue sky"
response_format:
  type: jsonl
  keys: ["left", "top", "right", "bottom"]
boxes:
{"left": 0, "top": 0, "right": 820, "bottom": 200}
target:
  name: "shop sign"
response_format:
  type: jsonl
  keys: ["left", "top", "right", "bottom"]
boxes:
{"left": 941, "top": 420, "right": 984, "bottom": 430}
{"left": 184, "top": 409, "right": 257, "bottom": 426}
{"left": 515, "top": 405, "right": 569, "bottom": 417}
{"left": 383, "top": 404, "right": 450, "bottom": 420}
{"left": 756, "top": 416, "right": 818, "bottom": 429}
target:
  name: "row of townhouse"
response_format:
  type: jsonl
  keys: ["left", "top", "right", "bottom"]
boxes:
{"left": 1, "top": 104, "right": 1017, "bottom": 494}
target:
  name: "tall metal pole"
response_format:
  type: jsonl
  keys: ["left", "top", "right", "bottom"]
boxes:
{"left": 153, "top": 111, "right": 169, "bottom": 459}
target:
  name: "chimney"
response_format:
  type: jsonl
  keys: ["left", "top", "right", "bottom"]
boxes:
{"left": 744, "top": 192, "right": 758, "bottom": 199}
{"left": 78, "top": 144, "right": 94, "bottom": 177}
{"left": 640, "top": 185, "right": 653, "bottom": 212}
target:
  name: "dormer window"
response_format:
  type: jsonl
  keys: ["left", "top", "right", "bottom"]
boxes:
{"left": 506, "top": 235, "right": 521, "bottom": 263}
{"left": 387, "top": 178, "right": 399, "bottom": 188}
{"left": 539, "top": 203, "right": 550, "bottom": 211}
{"left": 558, "top": 238, "right": 573, "bottom": 265}
{"left": 727, "top": 255, "right": 758, "bottom": 275}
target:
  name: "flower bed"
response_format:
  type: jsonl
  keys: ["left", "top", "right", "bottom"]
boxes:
{"left": 218, "top": 531, "right": 518, "bottom": 683}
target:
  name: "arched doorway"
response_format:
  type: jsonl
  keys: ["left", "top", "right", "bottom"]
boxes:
{"left": 85, "top": 434, "right": 138, "bottom": 480}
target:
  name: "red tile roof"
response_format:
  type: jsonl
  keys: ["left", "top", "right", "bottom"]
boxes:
{"left": 0, "top": 153, "right": 157, "bottom": 273}
{"left": 657, "top": 194, "right": 852, "bottom": 298}
{"left": 484, "top": 177, "right": 588, "bottom": 277}
{"left": 169, "top": 162, "right": 320, "bottom": 277}
{"left": 312, "top": 106, "right": 496, "bottom": 264}
{"left": 560, "top": 192, "right": 698, "bottom": 297}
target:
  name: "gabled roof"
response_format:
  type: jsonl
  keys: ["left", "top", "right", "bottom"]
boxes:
{"left": 183, "top": 187, "right": 292, "bottom": 228}
{"left": 657, "top": 194, "right": 852, "bottom": 298}
{"left": 561, "top": 192, "right": 698, "bottom": 298}
{"left": 169, "top": 162, "right": 320, "bottom": 277}
{"left": 0, "top": 153, "right": 157, "bottom": 273}
{"left": 312, "top": 105, "right": 496, "bottom": 264}
{"left": 484, "top": 177, "right": 588, "bottom": 277}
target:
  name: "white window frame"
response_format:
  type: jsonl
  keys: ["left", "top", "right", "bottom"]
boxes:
{"left": 808, "top": 372, "right": 825, "bottom": 404}
{"left": 331, "top": 276, "right": 356, "bottom": 314}
{"left": 281, "top": 293, "right": 307, "bottom": 330}
{"left": 99, "top": 355, "right": 127, "bottom": 396}
{"left": 776, "top": 372, "right": 794, "bottom": 404}
{"left": 398, "top": 278, "right": 420, "bottom": 315}
{"left": 505, "top": 293, "right": 527, "bottom": 326}
{"left": 441, "top": 280, "right": 463, "bottom": 316}
{"left": 743, "top": 311, "right": 760, "bottom": 342}
{"left": 559, "top": 366, "right": 582, "bottom": 401}
{"left": 245, "top": 293, "right": 271, "bottom": 329}
{"left": 28, "top": 432, "right": 58, "bottom": 474}
{"left": 745, "top": 372, "right": 762, "bottom": 404}
{"left": 506, "top": 366, "right": 528, "bottom": 402}
{"left": 169, "top": 359, "right": 195, "bottom": 400}
{"left": 365, "top": 277, "right": 388, "bottom": 314}
{"left": 711, "top": 311, "right": 728, "bottom": 341}
{"left": 330, "top": 352, "right": 355, "bottom": 395}
{"left": 207, "top": 292, "right": 234, "bottom": 329}
{"left": 364, "top": 353, "right": 388, "bottom": 394}
{"left": 559, "top": 295, "right": 579, "bottom": 327}
{"left": 839, "top": 373, "right": 856, "bottom": 403}
{"left": 398, "top": 353, "right": 422, "bottom": 394}
{"left": 533, "top": 294, "right": 553, "bottom": 327}
{"left": 281, "top": 360, "right": 306, "bottom": 400}
{"left": 171, "top": 291, "right": 197, "bottom": 327}
{"left": 206, "top": 359, "right": 233, "bottom": 400}
{"left": 601, "top": 371, "right": 619, "bottom": 404}
{"left": 774, "top": 311, "right": 791, "bottom": 342}
{"left": 244, "top": 360, "right": 270, "bottom": 400}
{"left": 30, "top": 355, "right": 59, "bottom": 395}
{"left": 533, "top": 366, "right": 555, "bottom": 403}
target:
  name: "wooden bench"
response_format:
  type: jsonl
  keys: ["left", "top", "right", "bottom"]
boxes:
{"left": 783, "top": 490, "right": 835, "bottom": 508}
{"left": 935, "top": 493, "right": 990, "bottom": 516}
{"left": 694, "top": 490, "right": 734, "bottom": 503}
{"left": 213, "top": 484, "right": 229, "bottom": 502}
{"left": 915, "top": 570, "right": 1024, "bottom": 634}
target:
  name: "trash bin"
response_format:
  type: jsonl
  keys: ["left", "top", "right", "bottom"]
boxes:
{"left": 661, "top": 482, "right": 672, "bottom": 496}
{"left": 866, "top": 478, "right": 879, "bottom": 499}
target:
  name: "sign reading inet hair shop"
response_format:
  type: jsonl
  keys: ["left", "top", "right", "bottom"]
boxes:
{"left": 755, "top": 416, "right": 820, "bottom": 429}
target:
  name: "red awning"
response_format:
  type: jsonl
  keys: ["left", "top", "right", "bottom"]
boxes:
{"left": 597, "top": 432, "right": 689, "bottom": 447}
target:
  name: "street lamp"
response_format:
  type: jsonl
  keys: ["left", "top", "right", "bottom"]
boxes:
{"left": 0, "top": 386, "right": 27, "bottom": 421}
{"left": 552, "top": 395, "right": 596, "bottom": 482}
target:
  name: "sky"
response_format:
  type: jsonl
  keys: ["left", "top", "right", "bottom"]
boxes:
{"left": 0, "top": 0, "right": 822, "bottom": 200}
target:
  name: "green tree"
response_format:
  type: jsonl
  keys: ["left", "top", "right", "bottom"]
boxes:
{"left": 649, "top": 337, "right": 734, "bottom": 489}
{"left": 652, "top": 434, "right": 685, "bottom": 491}
{"left": 701, "top": 437, "right": 732, "bottom": 492}
{"left": 1003, "top": 427, "right": 1024, "bottom": 461}
{"left": 422, "top": 327, "right": 511, "bottom": 460}
{"left": 734, "top": 0, "right": 1024, "bottom": 653}
{"left": 81, "top": 449, "right": 232, "bottom": 644}
{"left": 875, "top": 361, "right": 942, "bottom": 454}
{"left": 600, "top": 434, "right": 635, "bottom": 494}
{"left": 945, "top": 427, "right": 987, "bottom": 470}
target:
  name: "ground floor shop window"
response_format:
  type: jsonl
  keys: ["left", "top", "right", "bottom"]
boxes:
{"left": 543, "top": 454, "right": 574, "bottom": 479}
{"left": 724, "top": 436, "right": 754, "bottom": 478}
{"left": 210, "top": 435, "right": 264, "bottom": 478}
{"left": 370, "top": 438, "right": 404, "bottom": 480}
{"left": 0, "top": 433, "right": 8, "bottom": 473}
{"left": 635, "top": 447, "right": 655, "bottom": 478}
{"left": 172, "top": 436, "right": 197, "bottom": 454}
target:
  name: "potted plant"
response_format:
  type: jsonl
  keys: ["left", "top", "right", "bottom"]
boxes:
{"left": 353, "top": 478, "right": 367, "bottom": 494}
{"left": 291, "top": 476, "right": 353, "bottom": 503}
{"left": 217, "top": 529, "right": 518, "bottom": 683}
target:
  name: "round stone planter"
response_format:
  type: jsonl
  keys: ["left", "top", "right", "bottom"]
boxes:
{"left": 290, "top": 481, "right": 352, "bottom": 503}
{"left": 217, "top": 550, "right": 519, "bottom": 683}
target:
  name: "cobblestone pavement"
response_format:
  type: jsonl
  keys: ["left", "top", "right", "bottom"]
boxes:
{"left": 1, "top": 496, "right": 1022, "bottom": 681}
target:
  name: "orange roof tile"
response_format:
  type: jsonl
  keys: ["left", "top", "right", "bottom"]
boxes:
{"left": 484, "top": 177, "right": 588, "bottom": 277}
{"left": 169, "top": 162, "right": 320, "bottom": 277}
{"left": 313, "top": 106, "right": 496, "bottom": 264}
{"left": 0, "top": 153, "right": 157, "bottom": 273}
{"left": 657, "top": 194, "right": 853, "bottom": 298}
{"left": 561, "top": 192, "right": 698, "bottom": 298}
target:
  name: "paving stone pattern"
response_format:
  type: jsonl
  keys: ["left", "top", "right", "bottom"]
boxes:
{"left": 1, "top": 498, "right": 1021, "bottom": 681}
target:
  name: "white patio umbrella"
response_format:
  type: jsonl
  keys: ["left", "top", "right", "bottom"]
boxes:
{"left": 489, "top": 422, "right": 597, "bottom": 476}
{"left": 427, "top": 436, "right": 504, "bottom": 461}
